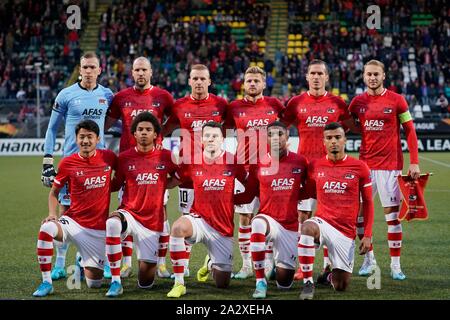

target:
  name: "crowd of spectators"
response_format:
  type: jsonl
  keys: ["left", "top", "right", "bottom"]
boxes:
{"left": 280, "top": 0, "right": 449, "bottom": 112}
{"left": 0, "top": 0, "right": 88, "bottom": 102}
{"left": 97, "top": 0, "right": 271, "bottom": 99}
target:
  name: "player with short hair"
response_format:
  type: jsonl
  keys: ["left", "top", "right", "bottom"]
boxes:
{"left": 226, "top": 66, "right": 285, "bottom": 279}
{"left": 105, "top": 56, "right": 174, "bottom": 278}
{"left": 166, "top": 122, "right": 247, "bottom": 298}
{"left": 281, "top": 59, "right": 356, "bottom": 280}
{"left": 349, "top": 60, "right": 420, "bottom": 280}
{"left": 163, "top": 64, "right": 228, "bottom": 277}
{"left": 298, "top": 122, "right": 374, "bottom": 300}
{"left": 33, "top": 120, "right": 117, "bottom": 297}
{"left": 41, "top": 52, "right": 114, "bottom": 281}
{"left": 236, "top": 121, "right": 308, "bottom": 298}
{"left": 104, "top": 112, "right": 177, "bottom": 297}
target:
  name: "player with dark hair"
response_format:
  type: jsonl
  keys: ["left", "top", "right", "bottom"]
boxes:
{"left": 41, "top": 51, "right": 114, "bottom": 281}
{"left": 34, "top": 120, "right": 117, "bottom": 297}
{"left": 104, "top": 112, "right": 177, "bottom": 297}
{"left": 166, "top": 122, "right": 247, "bottom": 298}
{"left": 349, "top": 60, "right": 420, "bottom": 280}
{"left": 236, "top": 121, "right": 308, "bottom": 298}
{"left": 298, "top": 122, "right": 374, "bottom": 300}
{"left": 105, "top": 56, "right": 174, "bottom": 278}
{"left": 281, "top": 59, "right": 355, "bottom": 280}
{"left": 163, "top": 64, "right": 228, "bottom": 278}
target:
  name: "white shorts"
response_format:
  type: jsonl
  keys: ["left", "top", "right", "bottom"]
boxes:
{"left": 178, "top": 188, "right": 194, "bottom": 214}
{"left": 58, "top": 216, "right": 106, "bottom": 270}
{"left": 297, "top": 198, "right": 317, "bottom": 212}
{"left": 370, "top": 170, "right": 402, "bottom": 207}
{"left": 118, "top": 209, "right": 160, "bottom": 263}
{"left": 254, "top": 214, "right": 298, "bottom": 270}
{"left": 164, "top": 189, "right": 169, "bottom": 206}
{"left": 234, "top": 179, "right": 260, "bottom": 214}
{"left": 307, "top": 216, "right": 355, "bottom": 273}
{"left": 184, "top": 214, "right": 233, "bottom": 272}
{"left": 119, "top": 188, "right": 169, "bottom": 206}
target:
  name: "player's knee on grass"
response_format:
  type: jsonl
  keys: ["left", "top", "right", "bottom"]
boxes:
{"left": 138, "top": 261, "right": 157, "bottom": 287}
{"left": 332, "top": 269, "right": 351, "bottom": 291}
{"left": 212, "top": 264, "right": 232, "bottom": 288}
{"left": 85, "top": 267, "right": 103, "bottom": 288}
{"left": 275, "top": 266, "right": 295, "bottom": 288}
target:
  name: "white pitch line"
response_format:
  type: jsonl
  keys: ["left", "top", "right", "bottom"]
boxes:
{"left": 418, "top": 156, "right": 450, "bottom": 168}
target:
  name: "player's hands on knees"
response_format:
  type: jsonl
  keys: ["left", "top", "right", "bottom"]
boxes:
{"left": 408, "top": 164, "right": 420, "bottom": 180}
{"left": 359, "top": 237, "right": 372, "bottom": 255}
{"left": 42, "top": 215, "right": 58, "bottom": 225}
{"left": 41, "top": 155, "right": 57, "bottom": 187}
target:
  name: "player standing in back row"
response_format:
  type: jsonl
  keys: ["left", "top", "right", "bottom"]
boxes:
{"left": 281, "top": 59, "right": 355, "bottom": 280}
{"left": 349, "top": 60, "right": 420, "bottom": 280}
{"left": 225, "top": 66, "right": 285, "bottom": 279}
{"left": 41, "top": 52, "right": 114, "bottom": 281}
{"left": 105, "top": 56, "right": 174, "bottom": 279}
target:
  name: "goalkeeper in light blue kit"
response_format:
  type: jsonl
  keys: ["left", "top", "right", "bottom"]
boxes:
{"left": 41, "top": 52, "right": 114, "bottom": 280}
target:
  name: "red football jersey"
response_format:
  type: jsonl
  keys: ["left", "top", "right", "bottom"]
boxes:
{"left": 107, "top": 86, "right": 174, "bottom": 152}
{"left": 246, "top": 152, "right": 308, "bottom": 232}
{"left": 226, "top": 97, "right": 284, "bottom": 166}
{"left": 282, "top": 91, "right": 350, "bottom": 161}
{"left": 307, "top": 155, "right": 372, "bottom": 239}
{"left": 349, "top": 89, "right": 409, "bottom": 170}
{"left": 113, "top": 147, "right": 177, "bottom": 232}
{"left": 53, "top": 149, "right": 117, "bottom": 230}
{"left": 175, "top": 151, "right": 247, "bottom": 237}
{"left": 169, "top": 94, "right": 228, "bottom": 163}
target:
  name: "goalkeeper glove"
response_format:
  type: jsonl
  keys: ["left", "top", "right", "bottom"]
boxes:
{"left": 41, "top": 154, "right": 56, "bottom": 187}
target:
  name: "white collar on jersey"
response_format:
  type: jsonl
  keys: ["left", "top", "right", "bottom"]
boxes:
{"left": 135, "top": 146, "right": 155, "bottom": 153}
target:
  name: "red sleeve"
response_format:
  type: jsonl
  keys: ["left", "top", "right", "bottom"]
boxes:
{"left": 360, "top": 163, "right": 374, "bottom": 238}
{"left": 348, "top": 96, "right": 359, "bottom": 114}
{"left": 272, "top": 97, "right": 285, "bottom": 117}
{"left": 396, "top": 94, "right": 409, "bottom": 114}
{"left": 402, "top": 121, "right": 419, "bottom": 164}
{"left": 234, "top": 164, "right": 258, "bottom": 205}
{"left": 224, "top": 104, "right": 236, "bottom": 129}
{"left": 166, "top": 151, "right": 178, "bottom": 176}
{"left": 281, "top": 97, "right": 297, "bottom": 126}
{"left": 111, "top": 157, "right": 124, "bottom": 192}
{"left": 175, "top": 164, "right": 192, "bottom": 184}
{"left": 163, "top": 91, "right": 175, "bottom": 117}
{"left": 107, "top": 94, "right": 121, "bottom": 120}
{"left": 336, "top": 96, "right": 351, "bottom": 122}
{"left": 53, "top": 158, "right": 69, "bottom": 189}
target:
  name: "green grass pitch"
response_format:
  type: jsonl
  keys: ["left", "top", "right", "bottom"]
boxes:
{"left": 0, "top": 153, "right": 449, "bottom": 300}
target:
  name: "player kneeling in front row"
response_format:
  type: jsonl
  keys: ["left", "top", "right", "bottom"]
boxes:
{"left": 105, "top": 112, "right": 177, "bottom": 297}
{"left": 166, "top": 122, "right": 247, "bottom": 298}
{"left": 298, "top": 122, "right": 374, "bottom": 300}
{"left": 33, "top": 120, "right": 117, "bottom": 297}
{"left": 236, "top": 121, "right": 308, "bottom": 298}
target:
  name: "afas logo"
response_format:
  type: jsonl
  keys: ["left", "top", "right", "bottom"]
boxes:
{"left": 323, "top": 181, "right": 348, "bottom": 194}
{"left": 305, "top": 116, "right": 328, "bottom": 126}
{"left": 84, "top": 175, "right": 107, "bottom": 189}
{"left": 364, "top": 119, "right": 384, "bottom": 131}
{"left": 82, "top": 109, "right": 103, "bottom": 116}
{"left": 271, "top": 178, "right": 295, "bottom": 188}
{"left": 202, "top": 179, "right": 226, "bottom": 188}
{"left": 131, "top": 109, "right": 153, "bottom": 118}
{"left": 246, "top": 119, "right": 269, "bottom": 128}
{"left": 136, "top": 172, "right": 159, "bottom": 185}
